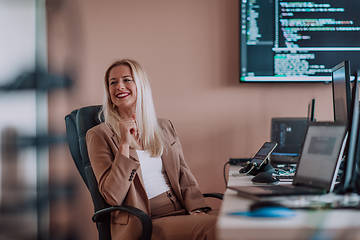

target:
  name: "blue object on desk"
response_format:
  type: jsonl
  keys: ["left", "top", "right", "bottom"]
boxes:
{"left": 228, "top": 207, "right": 296, "bottom": 218}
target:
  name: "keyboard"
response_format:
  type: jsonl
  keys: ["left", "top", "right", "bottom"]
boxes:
{"left": 275, "top": 174, "right": 294, "bottom": 182}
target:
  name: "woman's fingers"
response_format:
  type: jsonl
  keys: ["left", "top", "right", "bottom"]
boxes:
{"left": 130, "top": 114, "right": 137, "bottom": 135}
{"left": 119, "top": 118, "right": 137, "bottom": 144}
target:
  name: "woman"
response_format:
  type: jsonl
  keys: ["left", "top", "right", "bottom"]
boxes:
{"left": 86, "top": 59, "right": 217, "bottom": 240}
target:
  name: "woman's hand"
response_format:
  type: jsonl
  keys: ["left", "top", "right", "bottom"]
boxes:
{"left": 190, "top": 209, "right": 207, "bottom": 216}
{"left": 118, "top": 115, "right": 137, "bottom": 157}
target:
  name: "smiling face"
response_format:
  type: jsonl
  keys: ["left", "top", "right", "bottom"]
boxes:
{"left": 108, "top": 64, "right": 137, "bottom": 118}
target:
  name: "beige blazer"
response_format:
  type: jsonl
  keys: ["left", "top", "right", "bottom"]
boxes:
{"left": 86, "top": 118, "right": 210, "bottom": 240}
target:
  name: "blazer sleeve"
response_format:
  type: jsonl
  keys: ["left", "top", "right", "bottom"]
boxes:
{"left": 162, "top": 119, "right": 211, "bottom": 212}
{"left": 86, "top": 125, "right": 140, "bottom": 206}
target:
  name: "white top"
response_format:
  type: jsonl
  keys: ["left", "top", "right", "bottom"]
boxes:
{"left": 136, "top": 150, "right": 171, "bottom": 199}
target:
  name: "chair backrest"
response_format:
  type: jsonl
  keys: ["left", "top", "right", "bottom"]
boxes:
{"left": 65, "top": 109, "right": 89, "bottom": 187}
{"left": 65, "top": 105, "right": 112, "bottom": 240}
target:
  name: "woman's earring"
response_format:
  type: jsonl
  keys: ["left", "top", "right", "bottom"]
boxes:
{"left": 112, "top": 104, "right": 116, "bottom": 109}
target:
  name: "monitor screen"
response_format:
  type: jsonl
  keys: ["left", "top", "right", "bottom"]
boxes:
{"left": 331, "top": 61, "right": 351, "bottom": 123}
{"left": 295, "top": 123, "right": 346, "bottom": 185}
{"left": 271, "top": 118, "right": 308, "bottom": 156}
{"left": 240, "top": 0, "right": 360, "bottom": 83}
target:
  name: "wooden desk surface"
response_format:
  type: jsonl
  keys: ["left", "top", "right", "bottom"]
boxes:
{"left": 216, "top": 166, "right": 360, "bottom": 240}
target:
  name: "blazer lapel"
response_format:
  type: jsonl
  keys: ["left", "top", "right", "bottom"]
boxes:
{"left": 161, "top": 136, "right": 185, "bottom": 206}
{"left": 162, "top": 148, "right": 177, "bottom": 187}
{"left": 110, "top": 134, "right": 120, "bottom": 149}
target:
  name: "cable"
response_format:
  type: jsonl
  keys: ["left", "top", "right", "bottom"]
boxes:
{"left": 244, "top": 164, "right": 256, "bottom": 175}
{"left": 223, "top": 161, "right": 231, "bottom": 187}
{"left": 223, "top": 161, "right": 256, "bottom": 187}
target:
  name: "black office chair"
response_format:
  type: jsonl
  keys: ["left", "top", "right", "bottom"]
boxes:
{"left": 65, "top": 105, "right": 223, "bottom": 240}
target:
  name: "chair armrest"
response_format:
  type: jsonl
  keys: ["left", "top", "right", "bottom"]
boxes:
{"left": 92, "top": 205, "right": 152, "bottom": 240}
{"left": 203, "top": 192, "right": 223, "bottom": 200}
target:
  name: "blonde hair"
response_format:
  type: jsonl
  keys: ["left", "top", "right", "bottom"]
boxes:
{"left": 99, "top": 59, "right": 166, "bottom": 157}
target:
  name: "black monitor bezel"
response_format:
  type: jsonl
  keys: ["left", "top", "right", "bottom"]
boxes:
{"left": 341, "top": 76, "right": 359, "bottom": 192}
{"left": 350, "top": 71, "right": 360, "bottom": 194}
{"left": 331, "top": 61, "right": 352, "bottom": 123}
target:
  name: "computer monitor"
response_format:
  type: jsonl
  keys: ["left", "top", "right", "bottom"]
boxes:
{"left": 308, "top": 98, "right": 316, "bottom": 122}
{"left": 331, "top": 61, "right": 352, "bottom": 123}
{"left": 350, "top": 70, "right": 360, "bottom": 194}
{"left": 239, "top": 1, "right": 360, "bottom": 83}
{"left": 339, "top": 76, "right": 359, "bottom": 193}
{"left": 342, "top": 70, "right": 360, "bottom": 194}
{"left": 270, "top": 118, "right": 308, "bottom": 164}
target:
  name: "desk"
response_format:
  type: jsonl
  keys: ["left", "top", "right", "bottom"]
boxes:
{"left": 216, "top": 166, "right": 360, "bottom": 240}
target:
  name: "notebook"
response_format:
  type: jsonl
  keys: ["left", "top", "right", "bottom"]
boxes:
{"left": 270, "top": 118, "right": 309, "bottom": 164}
{"left": 229, "top": 121, "right": 347, "bottom": 200}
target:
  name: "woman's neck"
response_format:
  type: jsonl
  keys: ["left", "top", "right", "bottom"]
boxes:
{"left": 117, "top": 108, "right": 135, "bottom": 119}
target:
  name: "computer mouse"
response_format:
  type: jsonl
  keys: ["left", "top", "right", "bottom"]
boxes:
{"left": 251, "top": 171, "right": 279, "bottom": 184}
{"left": 249, "top": 201, "right": 295, "bottom": 218}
